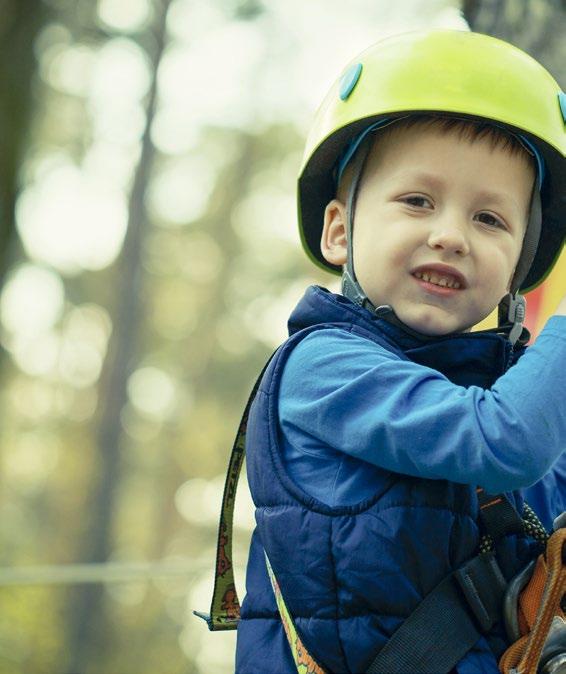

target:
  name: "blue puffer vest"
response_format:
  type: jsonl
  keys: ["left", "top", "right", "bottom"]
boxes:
{"left": 236, "top": 286, "right": 538, "bottom": 674}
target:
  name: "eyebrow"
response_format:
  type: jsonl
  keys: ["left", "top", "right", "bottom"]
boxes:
{"left": 389, "top": 171, "right": 522, "bottom": 213}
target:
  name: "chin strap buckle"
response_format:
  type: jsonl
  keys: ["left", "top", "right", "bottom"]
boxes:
{"left": 499, "top": 292, "right": 526, "bottom": 346}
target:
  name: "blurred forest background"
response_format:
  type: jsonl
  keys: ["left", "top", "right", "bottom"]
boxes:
{"left": 0, "top": 0, "right": 563, "bottom": 672}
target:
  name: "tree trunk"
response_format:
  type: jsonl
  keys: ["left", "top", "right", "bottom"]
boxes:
{"left": 0, "top": 1, "right": 48, "bottom": 287}
{"left": 63, "top": 1, "right": 173, "bottom": 671}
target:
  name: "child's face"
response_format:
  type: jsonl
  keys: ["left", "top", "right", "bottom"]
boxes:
{"left": 321, "top": 125, "right": 535, "bottom": 335}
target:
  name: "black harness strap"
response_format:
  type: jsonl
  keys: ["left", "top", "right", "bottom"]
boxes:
{"left": 365, "top": 491, "right": 542, "bottom": 674}
{"left": 476, "top": 487, "right": 526, "bottom": 550}
{"left": 366, "top": 553, "right": 505, "bottom": 674}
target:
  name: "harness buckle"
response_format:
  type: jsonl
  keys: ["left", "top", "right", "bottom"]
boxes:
{"left": 454, "top": 551, "right": 508, "bottom": 633}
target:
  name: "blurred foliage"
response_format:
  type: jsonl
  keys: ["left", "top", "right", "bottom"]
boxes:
{"left": 0, "top": 0, "right": 318, "bottom": 670}
{"left": 462, "top": 0, "right": 566, "bottom": 86}
{"left": 0, "top": 0, "right": 562, "bottom": 673}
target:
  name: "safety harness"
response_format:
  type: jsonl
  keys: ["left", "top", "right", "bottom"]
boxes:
{"left": 194, "top": 354, "right": 564, "bottom": 674}
{"left": 499, "top": 520, "right": 566, "bottom": 674}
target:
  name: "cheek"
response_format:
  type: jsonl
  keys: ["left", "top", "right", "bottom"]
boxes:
{"left": 487, "top": 246, "right": 519, "bottom": 292}
{"left": 486, "top": 231, "right": 521, "bottom": 264}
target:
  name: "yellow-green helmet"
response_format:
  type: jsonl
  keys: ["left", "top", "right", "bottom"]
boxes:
{"left": 298, "top": 29, "right": 566, "bottom": 293}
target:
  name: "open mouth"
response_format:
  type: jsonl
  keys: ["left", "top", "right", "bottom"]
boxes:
{"left": 412, "top": 274, "right": 463, "bottom": 297}
{"left": 413, "top": 270, "right": 463, "bottom": 289}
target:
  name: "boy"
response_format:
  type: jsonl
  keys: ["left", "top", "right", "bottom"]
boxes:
{"left": 222, "top": 30, "right": 566, "bottom": 673}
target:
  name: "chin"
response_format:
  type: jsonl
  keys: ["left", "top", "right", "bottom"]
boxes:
{"left": 411, "top": 323, "right": 456, "bottom": 336}
{"left": 400, "top": 310, "right": 466, "bottom": 337}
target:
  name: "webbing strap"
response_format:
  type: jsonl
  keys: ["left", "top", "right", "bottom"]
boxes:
{"left": 476, "top": 488, "right": 526, "bottom": 553}
{"left": 366, "top": 552, "right": 507, "bottom": 674}
{"left": 264, "top": 553, "right": 327, "bottom": 674}
{"left": 193, "top": 350, "right": 278, "bottom": 631}
{"left": 366, "top": 573, "right": 479, "bottom": 674}
{"left": 262, "top": 491, "right": 521, "bottom": 674}
{"left": 476, "top": 489, "right": 549, "bottom": 555}
{"left": 365, "top": 497, "right": 548, "bottom": 674}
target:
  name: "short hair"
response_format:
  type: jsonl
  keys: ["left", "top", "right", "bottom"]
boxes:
{"left": 336, "top": 114, "right": 536, "bottom": 201}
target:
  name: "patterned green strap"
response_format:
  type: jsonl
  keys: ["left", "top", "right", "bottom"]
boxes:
{"left": 193, "top": 348, "right": 325, "bottom": 672}
{"left": 264, "top": 552, "right": 327, "bottom": 674}
{"left": 193, "top": 352, "right": 277, "bottom": 631}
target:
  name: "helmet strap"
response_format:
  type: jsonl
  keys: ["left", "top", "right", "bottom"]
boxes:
{"left": 496, "top": 182, "right": 542, "bottom": 346}
{"left": 340, "top": 140, "right": 438, "bottom": 341}
{"left": 509, "top": 183, "right": 542, "bottom": 294}
{"left": 341, "top": 135, "right": 377, "bottom": 313}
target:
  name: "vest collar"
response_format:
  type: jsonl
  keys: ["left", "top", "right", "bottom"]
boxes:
{"left": 288, "top": 285, "right": 527, "bottom": 388}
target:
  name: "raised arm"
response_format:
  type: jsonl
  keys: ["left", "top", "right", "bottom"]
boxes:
{"left": 279, "top": 318, "right": 566, "bottom": 494}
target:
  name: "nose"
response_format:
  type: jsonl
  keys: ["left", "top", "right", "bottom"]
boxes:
{"left": 427, "top": 216, "right": 470, "bottom": 257}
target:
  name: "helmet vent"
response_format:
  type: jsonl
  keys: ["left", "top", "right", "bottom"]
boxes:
{"left": 339, "top": 63, "right": 362, "bottom": 101}
{"left": 559, "top": 92, "right": 566, "bottom": 124}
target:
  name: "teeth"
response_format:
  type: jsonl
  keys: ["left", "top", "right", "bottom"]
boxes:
{"left": 415, "top": 271, "right": 461, "bottom": 289}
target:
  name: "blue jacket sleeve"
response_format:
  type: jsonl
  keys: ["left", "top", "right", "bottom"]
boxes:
{"left": 522, "top": 454, "right": 566, "bottom": 530}
{"left": 279, "top": 316, "right": 566, "bottom": 494}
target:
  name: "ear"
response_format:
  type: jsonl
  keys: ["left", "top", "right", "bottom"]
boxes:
{"left": 321, "top": 199, "right": 348, "bottom": 266}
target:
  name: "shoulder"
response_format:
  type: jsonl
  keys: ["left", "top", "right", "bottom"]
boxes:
{"left": 292, "top": 325, "right": 402, "bottom": 357}
{"left": 289, "top": 326, "right": 400, "bottom": 364}
{"left": 280, "top": 327, "right": 402, "bottom": 397}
